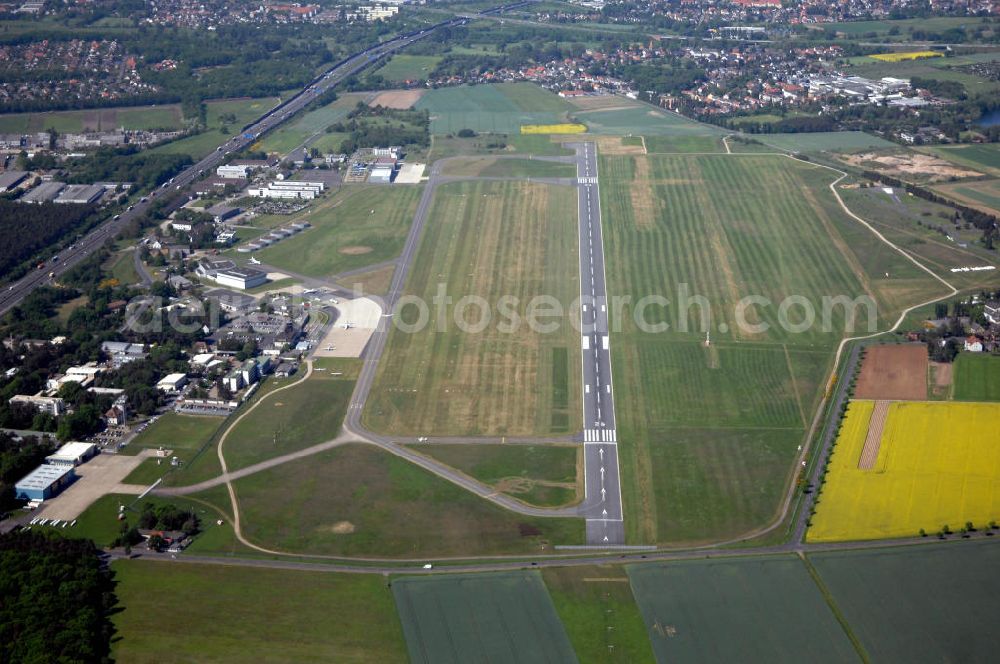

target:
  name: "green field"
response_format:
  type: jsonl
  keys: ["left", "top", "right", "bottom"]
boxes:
{"left": 811, "top": 542, "right": 1000, "bottom": 662}
{"left": 228, "top": 443, "right": 583, "bottom": 556}
{"left": 0, "top": 104, "right": 184, "bottom": 134}
{"left": 222, "top": 361, "right": 358, "bottom": 471}
{"left": 416, "top": 82, "right": 574, "bottom": 134}
{"left": 757, "top": 131, "right": 895, "bottom": 152}
{"left": 573, "top": 106, "right": 724, "bottom": 136}
{"left": 412, "top": 443, "right": 580, "bottom": 507}
{"left": 628, "top": 556, "right": 858, "bottom": 663}
{"left": 120, "top": 413, "right": 227, "bottom": 485}
{"left": 601, "top": 154, "right": 943, "bottom": 544}
{"left": 374, "top": 55, "right": 443, "bottom": 82}
{"left": 364, "top": 180, "right": 580, "bottom": 437}
{"left": 643, "top": 134, "right": 725, "bottom": 153}
{"left": 439, "top": 156, "right": 576, "bottom": 178}
{"left": 392, "top": 571, "right": 577, "bottom": 664}
{"left": 112, "top": 560, "right": 407, "bottom": 663}
{"left": 543, "top": 566, "right": 655, "bottom": 663}
{"left": 825, "top": 15, "right": 993, "bottom": 36}
{"left": 935, "top": 179, "right": 1000, "bottom": 214}
{"left": 106, "top": 250, "right": 140, "bottom": 286}
{"left": 151, "top": 97, "right": 279, "bottom": 159}
{"left": 253, "top": 186, "right": 422, "bottom": 280}
{"left": 257, "top": 93, "right": 362, "bottom": 155}
{"left": 953, "top": 352, "right": 1000, "bottom": 401}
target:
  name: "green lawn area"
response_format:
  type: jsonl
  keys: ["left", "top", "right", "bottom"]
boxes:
{"left": 573, "top": 105, "right": 724, "bottom": 136}
{"left": 226, "top": 443, "right": 584, "bottom": 556}
{"left": 416, "top": 82, "right": 575, "bottom": 134}
{"left": 253, "top": 185, "right": 422, "bottom": 280}
{"left": 0, "top": 104, "right": 186, "bottom": 135}
{"left": 257, "top": 93, "right": 361, "bottom": 155}
{"left": 374, "top": 54, "right": 442, "bottom": 82}
{"left": 112, "top": 560, "right": 407, "bottom": 663}
{"left": 628, "top": 556, "right": 858, "bottom": 663}
{"left": 643, "top": 134, "right": 725, "bottom": 153}
{"left": 543, "top": 566, "right": 655, "bottom": 663}
{"left": 934, "top": 179, "right": 1000, "bottom": 214}
{"left": 364, "top": 179, "right": 580, "bottom": 437}
{"left": 120, "top": 413, "right": 226, "bottom": 486}
{"left": 953, "top": 353, "right": 1000, "bottom": 401}
{"left": 810, "top": 542, "right": 1000, "bottom": 662}
{"left": 439, "top": 156, "right": 576, "bottom": 178}
{"left": 116, "top": 105, "right": 184, "bottom": 131}
{"left": 392, "top": 571, "right": 577, "bottom": 664}
{"left": 150, "top": 97, "right": 279, "bottom": 160}
{"left": 411, "top": 444, "right": 580, "bottom": 507}
{"left": 106, "top": 250, "right": 140, "bottom": 286}
{"left": 600, "top": 153, "right": 944, "bottom": 545}
{"left": 920, "top": 144, "right": 1000, "bottom": 175}
{"left": 222, "top": 360, "right": 359, "bottom": 471}
{"left": 757, "top": 131, "right": 894, "bottom": 152}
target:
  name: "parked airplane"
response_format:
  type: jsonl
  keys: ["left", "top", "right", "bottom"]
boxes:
{"left": 340, "top": 322, "right": 354, "bottom": 329}
{"left": 302, "top": 288, "right": 318, "bottom": 295}
{"left": 249, "top": 256, "right": 261, "bottom": 265}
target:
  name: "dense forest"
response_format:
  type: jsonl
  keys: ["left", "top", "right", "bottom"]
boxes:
{"left": 0, "top": 530, "right": 118, "bottom": 663}
{"left": 0, "top": 200, "right": 94, "bottom": 278}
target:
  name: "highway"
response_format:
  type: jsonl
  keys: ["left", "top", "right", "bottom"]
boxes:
{"left": 570, "top": 142, "right": 625, "bottom": 546}
{"left": 0, "top": 13, "right": 475, "bottom": 316}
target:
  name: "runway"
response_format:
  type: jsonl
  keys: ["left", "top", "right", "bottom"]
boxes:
{"left": 570, "top": 142, "right": 625, "bottom": 545}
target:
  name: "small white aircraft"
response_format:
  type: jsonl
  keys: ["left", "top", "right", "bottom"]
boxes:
{"left": 340, "top": 321, "right": 354, "bottom": 329}
{"left": 325, "top": 345, "right": 335, "bottom": 351}
{"left": 249, "top": 256, "right": 261, "bottom": 265}
{"left": 302, "top": 288, "right": 318, "bottom": 295}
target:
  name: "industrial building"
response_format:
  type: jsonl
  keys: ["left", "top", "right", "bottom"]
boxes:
{"left": 156, "top": 373, "right": 189, "bottom": 392}
{"left": 207, "top": 203, "right": 241, "bottom": 222}
{"left": 20, "top": 181, "right": 65, "bottom": 203}
{"left": 14, "top": 464, "right": 76, "bottom": 502}
{"left": 247, "top": 180, "right": 325, "bottom": 200}
{"left": 217, "top": 164, "right": 251, "bottom": 179}
{"left": 55, "top": 184, "right": 104, "bottom": 204}
{"left": 46, "top": 442, "right": 97, "bottom": 467}
{"left": 101, "top": 340, "right": 147, "bottom": 367}
{"left": 215, "top": 267, "right": 268, "bottom": 290}
{"left": 0, "top": 170, "right": 27, "bottom": 192}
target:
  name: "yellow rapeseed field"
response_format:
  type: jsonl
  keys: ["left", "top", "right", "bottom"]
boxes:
{"left": 870, "top": 50, "right": 943, "bottom": 62}
{"left": 520, "top": 123, "right": 587, "bottom": 134}
{"left": 808, "top": 400, "right": 1000, "bottom": 542}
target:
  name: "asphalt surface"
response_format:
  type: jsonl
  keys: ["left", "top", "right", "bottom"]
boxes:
{"left": 569, "top": 142, "right": 625, "bottom": 545}
{"left": 0, "top": 26, "right": 444, "bottom": 316}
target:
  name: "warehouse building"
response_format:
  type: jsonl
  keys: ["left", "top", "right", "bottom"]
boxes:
{"left": 46, "top": 442, "right": 97, "bottom": 467}
{"left": 20, "top": 181, "right": 65, "bottom": 203}
{"left": 207, "top": 203, "right": 241, "bottom": 222}
{"left": 215, "top": 267, "right": 268, "bottom": 290}
{"left": 14, "top": 464, "right": 76, "bottom": 502}
{"left": 217, "top": 164, "right": 251, "bottom": 179}
{"left": 247, "top": 180, "right": 325, "bottom": 200}
{"left": 55, "top": 184, "right": 104, "bottom": 204}
{"left": 156, "top": 373, "right": 189, "bottom": 392}
{"left": 0, "top": 170, "right": 27, "bottom": 192}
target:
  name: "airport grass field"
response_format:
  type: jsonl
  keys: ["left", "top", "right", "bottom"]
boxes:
{"left": 120, "top": 413, "right": 226, "bottom": 486}
{"left": 227, "top": 443, "right": 584, "bottom": 556}
{"left": 600, "top": 153, "right": 943, "bottom": 544}
{"left": 953, "top": 352, "right": 1000, "bottom": 401}
{"left": 808, "top": 400, "right": 1000, "bottom": 541}
{"left": 757, "top": 131, "right": 894, "bottom": 152}
{"left": 364, "top": 179, "right": 581, "bottom": 437}
{"left": 438, "top": 156, "right": 576, "bottom": 178}
{"left": 415, "top": 82, "right": 575, "bottom": 134}
{"left": 222, "top": 360, "right": 359, "bottom": 471}
{"left": 374, "top": 54, "right": 443, "bottom": 82}
{"left": 920, "top": 144, "right": 1000, "bottom": 175}
{"left": 256, "top": 92, "right": 362, "bottom": 155}
{"left": 254, "top": 185, "right": 422, "bottom": 279}
{"left": 111, "top": 560, "right": 407, "bottom": 663}
{"left": 628, "top": 556, "right": 858, "bottom": 663}
{"left": 412, "top": 443, "right": 580, "bottom": 507}
{"left": 392, "top": 571, "right": 577, "bottom": 664}
{"left": 573, "top": 104, "right": 725, "bottom": 137}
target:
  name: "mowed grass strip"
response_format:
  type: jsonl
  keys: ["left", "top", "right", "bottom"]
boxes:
{"left": 223, "top": 361, "right": 359, "bottom": 471}
{"left": 953, "top": 353, "right": 1000, "bottom": 401}
{"left": 810, "top": 542, "right": 1000, "bottom": 662}
{"left": 627, "top": 557, "right": 859, "bottom": 664}
{"left": 543, "top": 566, "right": 655, "bottom": 663}
{"left": 809, "top": 400, "right": 1000, "bottom": 541}
{"left": 255, "top": 185, "right": 422, "bottom": 279}
{"left": 231, "top": 444, "right": 583, "bottom": 556}
{"left": 365, "top": 180, "right": 580, "bottom": 437}
{"left": 111, "top": 560, "right": 407, "bottom": 663}
{"left": 392, "top": 571, "right": 577, "bottom": 664}
{"left": 411, "top": 443, "right": 581, "bottom": 507}
{"left": 416, "top": 82, "right": 574, "bottom": 134}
